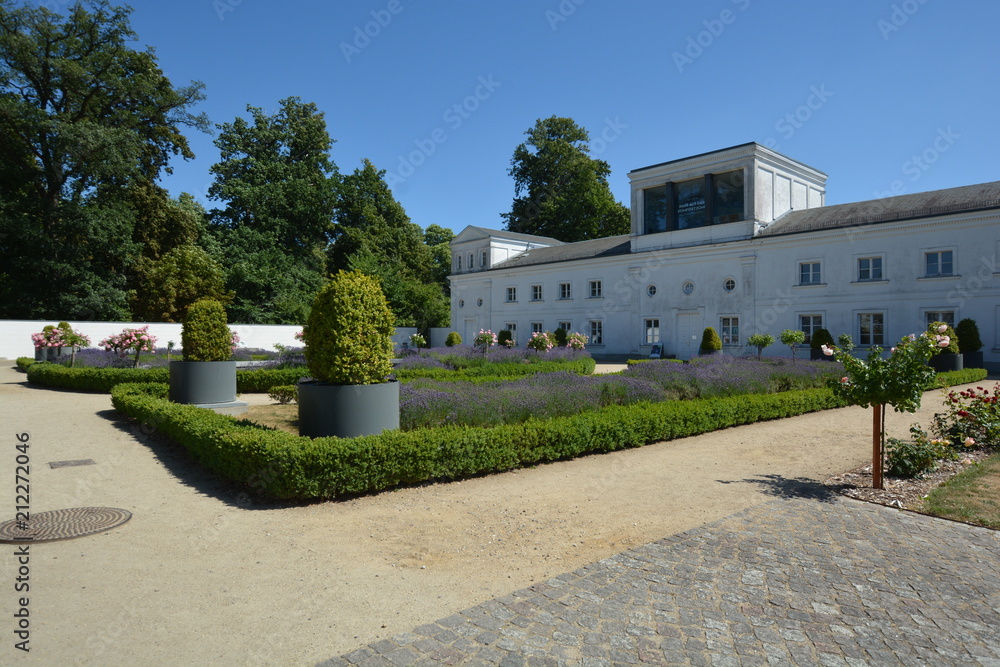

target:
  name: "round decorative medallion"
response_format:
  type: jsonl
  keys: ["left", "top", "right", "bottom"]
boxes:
{"left": 682, "top": 281, "right": 694, "bottom": 295}
{"left": 0, "top": 507, "right": 132, "bottom": 544}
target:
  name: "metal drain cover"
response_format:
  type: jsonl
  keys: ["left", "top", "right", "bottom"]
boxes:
{"left": 0, "top": 508, "right": 132, "bottom": 543}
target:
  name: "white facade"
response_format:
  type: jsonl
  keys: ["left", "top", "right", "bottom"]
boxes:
{"left": 450, "top": 143, "right": 1000, "bottom": 369}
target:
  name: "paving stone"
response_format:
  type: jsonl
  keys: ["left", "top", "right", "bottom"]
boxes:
{"left": 317, "top": 497, "right": 1000, "bottom": 665}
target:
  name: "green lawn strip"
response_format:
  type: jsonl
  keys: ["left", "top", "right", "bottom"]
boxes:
{"left": 920, "top": 452, "right": 1000, "bottom": 529}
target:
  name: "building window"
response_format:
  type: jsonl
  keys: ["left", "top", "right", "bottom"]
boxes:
{"left": 720, "top": 317, "right": 739, "bottom": 345}
{"left": 712, "top": 170, "right": 744, "bottom": 224}
{"left": 589, "top": 280, "right": 603, "bottom": 298}
{"left": 458, "top": 299, "right": 464, "bottom": 309}
{"left": 589, "top": 320, "right": 603, "bottom": 345}
{"left": 644, "top": 319, "right": 660, "bottom": 345}
{"left": 558, "top": 321, "right": 572, "bottom": 333}
{"left": 481, "top": 250, "right": 488, "bottom": 268}
{"left": 647, "top": 284, "right": 657, "bottom": 297}
{"left": 858, "top": 256, "right": 883, "bottom": 282}
{"left": 642, "top": 170, "right": 744, "bottom": 234}
{"left": 468, "top": 253, "right": 474, "bottom": 269}
{"left": 723, "top": 278, "right": 736, "bottom": 292}
{"left": 799, "top": 315, "right": 823, "bottom": 343}
{"left": 858, "top": 313, "right": 884, "bottom": 347}
{"left": 799, "top": 262, "right": 821, "bottom": 285}
{"left": 505, "top": 287, "right": 516, "bottom": 302}
{"left": 643, "top": 185, "right": 668, "bottom": 234}
{"left": 925, "top": 250, "right": 954, "bottom": 277}
{"left": 925, "top": 311, "right": 955, "bottom": 327}
{"left": 559, "top": 282, "right": 572, "bottom": 300}
{"left": 531, "top": 322, "right": 544, "bottom": 334}
{"left": 476, "top": 298, "right": 483, "bottom": 307}
{"left": 456, "top": 255, "right": 462, "bottom": 271}
{"left": 531, "top": 284, "right": 543, "bottom": 301}
{"left": 682, "top": 281, "right": 695, "bottom": 295}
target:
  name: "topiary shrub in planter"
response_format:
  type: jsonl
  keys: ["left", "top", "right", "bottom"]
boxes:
{"left": 927, "top": 320, "right": 963, "bottom": 372}
{"left": 699, "top": 327, "right": 722, "bottom": 355}
{"left": 299, "top": 270, "right": 398, "bottom": 438}
{"left": 553, "top": 327, "right": 568, "bottom": 347}
{"left": 956, "top": 318, "right": 984, "bottom": 368}
{"left": 810, "top": 328, "right": 835, "bottom": 361}
{"left": 498, "top": 329, "right": 514, "bottom": 348}
{"left": 170, "top": 298, "right": 239, "bottom": 407}
{"left": 445, "top": 332, "right": 462, "bottom": 347}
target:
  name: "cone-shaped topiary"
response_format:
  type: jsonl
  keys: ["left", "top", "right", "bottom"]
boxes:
{"left": 498, "top": 329, "right": 514, "bottom": 347}
{"left": 445, "top": 331, "right": 462, "bottom": 347}
{"left": 926, "top": 321, "right": 959, "bottom": 354}
{"left": 181, "top": 299, "right": 234, "bottom": 362}
{"left": 810, "top": 328, "right": 834, "bottom": 350}
{"left": 700, "top": 327, "right": 722, "bottom": 353}
{"left": 304, "top": 270, "right": 395, "bottom": 385}
{"left": 553, "top": 327, "right": 568, "bottom": 347}
{"left": 956, "top": 318, "right": 982, "bottom": 353}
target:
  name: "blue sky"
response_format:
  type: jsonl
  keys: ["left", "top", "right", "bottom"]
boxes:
{"left": 120, "top": 0, "right": 1000, "bottom": 236}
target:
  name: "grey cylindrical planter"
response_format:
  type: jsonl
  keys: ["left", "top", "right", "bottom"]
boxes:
{"left": 929, "top": 353, "right": 964, "bottom": 373}
{"left": 169, "top": 361, "right": 237, "bottom": 404}
{"left": 298, "top": 380, "right": 399, "bottom": 439}
{"left": 963, "top": 350, "right": 984, "bottom": 368}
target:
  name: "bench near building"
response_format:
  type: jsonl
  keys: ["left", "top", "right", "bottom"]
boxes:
{"left": 448, "top": 142, "right": 1000, "bottom": 371}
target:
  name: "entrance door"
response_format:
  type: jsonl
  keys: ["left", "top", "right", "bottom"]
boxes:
{"left": 464, "top": 318, "right": 478, "bottom": 344}
{"left": 676, "top": 313, "right": 702, "bottom": 360}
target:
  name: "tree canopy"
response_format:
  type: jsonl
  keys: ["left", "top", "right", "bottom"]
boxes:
{"left": 0, "top": 0, "right": 208, "bottom": 319}
{"left": 502, "top": 116, "right": 629, "bottom": 243}
{"left": 207, "top": 96, "right": 338, "bottom": 324}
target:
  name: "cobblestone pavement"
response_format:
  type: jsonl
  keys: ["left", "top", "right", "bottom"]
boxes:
{"left": 319, "top": 494, "right": 1000, "bottom": 666}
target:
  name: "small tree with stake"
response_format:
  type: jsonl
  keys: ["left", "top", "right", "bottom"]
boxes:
{"left": 822, "top": 329, "right": 948, "bottom": 489}
{"left": 779, "top": 329, "right": 806, "bottom": 362}
{"left": 746, "top": 333, "right": 775, "bottom": 361}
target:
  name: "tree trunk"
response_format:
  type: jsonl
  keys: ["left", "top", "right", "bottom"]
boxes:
{"left": 872, "top": 403, "right": 883, "bottom": 490}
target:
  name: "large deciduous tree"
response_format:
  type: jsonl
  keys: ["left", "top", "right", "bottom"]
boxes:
{"left": 502, "top": 116, "right": 629, "bottom": 243}
{"left": 0, "top": 0, "right": 208, "bottom": 319}
{"left": 330, "top": 159, "right": 449, "bottom": 329}
{"left": 207, "top": 96, "right": 338, "bottom": 324}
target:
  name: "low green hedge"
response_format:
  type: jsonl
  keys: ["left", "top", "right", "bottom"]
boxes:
{"left": 626, "top": 358, "right": 684, "bottom": 366}
{"left": 16, "top": 357, "right": 36, "bottom": 372}
{"left": 26, "top": 363, "right": 309, "bottom": 393}
{"left": 930, "top": 368, "right": 988, "bottom": 388}
{"left": 112, "top": 381, "right": 849, "bottom": 501}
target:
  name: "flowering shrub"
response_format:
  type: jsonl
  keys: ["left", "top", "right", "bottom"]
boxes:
{"left": 566, "top": 332, "right": 588, "bottom": 350}
{"left": 927, "top": 321, "right": 959, "bottom": 354}
{"left": 885, "top": 424, "right": 958, "bottom": 478}
{"left": 409, "top": 333, "right": 427, "bottom": 349}
{"left": 473, "top": 329, "right": 497, "bottom": 354}
{"left": 101, "top": 326, "right": 157, "bottom": 369}
{"left": 822, "top": 331, "right": 944, "bottom": 487}
{"left": 526, "top": 331, "right": 554, "bottom": 353}
{"left": 935, "top": 383, "right": 1000, "bottom": 448}
{"left": 32, "top": 323, "right": 92, "bottom": 367}
{"left": 498, "top": 330, "right": 514, "bottom": 348}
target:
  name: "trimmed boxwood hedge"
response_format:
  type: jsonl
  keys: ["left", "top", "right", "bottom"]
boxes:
{"left": 26, "top": 363, "right": 308, "bottom": 393}
{"left": 111, "top": 381, "right": 851, "bottom": 501}
{"left": 16, "top": 357, "right": 36, "bottom": 372}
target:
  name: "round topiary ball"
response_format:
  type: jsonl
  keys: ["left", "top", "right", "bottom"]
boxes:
{"left": 304, "top": 270, "right": 395, "bottom": 385}
{"left": 181, "top": 299, "right": 233, "bottom": 362}
{"left": 445, "top": 331, "right": 462, "bottom": 347}
{"left": 700, "top": 327, "right": 722, "bottom": 353}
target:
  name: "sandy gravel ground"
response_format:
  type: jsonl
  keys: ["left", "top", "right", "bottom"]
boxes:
{"left": 0, "top": 361, "right": 978, "bottom": 666}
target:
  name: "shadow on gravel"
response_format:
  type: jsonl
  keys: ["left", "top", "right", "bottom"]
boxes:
{"left": 96, "top": 408, "right": 302, "bottom": 512}
{"left": 716, "top": 474, "right": 844, "bottom": 503}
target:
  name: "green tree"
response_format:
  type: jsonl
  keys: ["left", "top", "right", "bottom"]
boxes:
{"left": 208, "top": 96, "right": 338, "bottom": 323}
{"left": 132, "top": 244, "right": 232, "bottom": 322}
{"left": 424, "top": 223, "right": 454, "bottom": 293}
{"left": 502, "top": 116, "right": 629, "bottom": 242}
{"left": 0, "top": 0, "right": 208, "bottom": 319}
{"left": 330, "top": 159, "right": 449, "bottom": 329}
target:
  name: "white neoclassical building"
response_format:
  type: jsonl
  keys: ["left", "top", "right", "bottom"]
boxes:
{"left": 449, "top": 143, "right": 1000, "bottom": 370}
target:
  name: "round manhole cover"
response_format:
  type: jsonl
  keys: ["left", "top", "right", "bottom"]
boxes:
{"left": 0, "top": 508, "right": 132, "bottom": 543}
